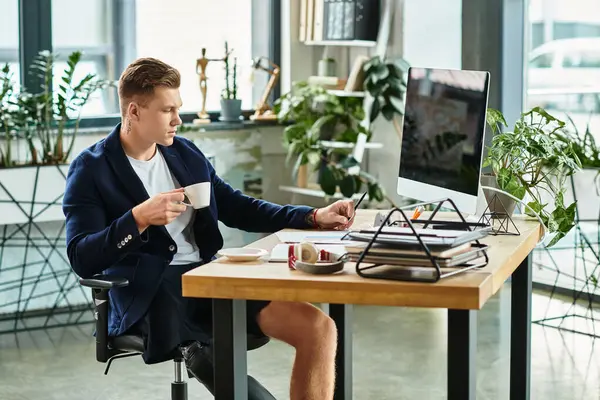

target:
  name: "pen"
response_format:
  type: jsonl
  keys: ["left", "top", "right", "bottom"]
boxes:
{"left": 411, "top": 205, "right": 424, "bottom": 220}
{"left": 349, "top": 192, "right": 367, "bottom": 222}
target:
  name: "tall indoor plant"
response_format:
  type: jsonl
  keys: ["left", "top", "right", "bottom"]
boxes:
{"left": 484, "top": 107, "right": 582, "bottom": 246}
{"left": 0, "top": 50, "right": 111, "bottom": 167}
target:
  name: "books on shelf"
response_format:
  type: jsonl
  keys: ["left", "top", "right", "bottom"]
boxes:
{"left": 300, "top": 0, "right": 380, "bottom": 43}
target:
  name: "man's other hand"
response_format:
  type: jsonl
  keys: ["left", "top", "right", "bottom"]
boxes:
{"left": 132, "top": 188, "right": 187, "bottom": 233}
{"left": 315, "top": 199, "right": 355, "bottom": 230}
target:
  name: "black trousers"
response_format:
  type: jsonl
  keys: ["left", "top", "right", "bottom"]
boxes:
{"left": 127, "top": 262, "right": 271, "bottom": 364}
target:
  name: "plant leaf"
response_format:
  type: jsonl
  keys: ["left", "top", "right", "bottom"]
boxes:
{"left": 388, "top": 96, "right": 404, "bottom": 115}
{"left": 370, "top": 96, "right": 381, "bottom": 122}
{"left": 339, "top": 174, "right": 357, "bottom": 198}
{"left": 320, "top": 165, "right": 337, "bottom": 195}
{"left": 308, "top": 115, "right": 335, "bottom": 140}
{"left": 381, "top": 104, "right": 396, "bottom": 121}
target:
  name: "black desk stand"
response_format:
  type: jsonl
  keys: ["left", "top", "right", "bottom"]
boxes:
{"left": 350, "top": 198, "right": 490, "bottom": 283}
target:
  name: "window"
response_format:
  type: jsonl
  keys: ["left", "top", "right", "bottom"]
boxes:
{"left": 135, "top": 0, "right": 253, "bottom": 114}
{"left": 529, "top": 52, "right": 553, "bottom": 68}
{"left": 47, "top": 0, "right": 265, "bottom": 119}
{"left": 15, "top": 0, "right": 277, "bottom": 123}
{"left": 562, "top": 50, "right": 600, "bottom": 68}
{"left": 554, "top": 22, "right": 600, "bottom": 41}
{"left": 52, "top": 0, "right": 115, "bottom": 116}
{"left": 0, "top": 0, "right": 19, "bottom": 89}
{"left": 526, "top": 0, "right": 600, "bottom": 118}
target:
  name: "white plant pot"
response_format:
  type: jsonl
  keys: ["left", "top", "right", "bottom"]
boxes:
{"left": 0, "top": 164, "right": 69, "bottom": 225}
{"left": 569, "top": 169, "right": 600, "bottom": 221}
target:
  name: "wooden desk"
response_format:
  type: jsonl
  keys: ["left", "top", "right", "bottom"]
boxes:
{"left": 182, "top": 210, "right": 541, "bottom": 400}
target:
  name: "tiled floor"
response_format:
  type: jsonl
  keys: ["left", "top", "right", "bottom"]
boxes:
{"left": 1, "top": 286, "right": 599, "bottom": 399}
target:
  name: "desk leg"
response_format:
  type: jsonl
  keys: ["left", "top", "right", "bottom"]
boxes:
{"left": 510, "top": 255, "right": 532, "bottom": 400}
{"left": 329, "top": 304, "right": 353, "bottom": 400}
{"left": 213, "top": 299, "right": 248, "bottom": 400}
{"left": 447, "top": 309, "right": 477, "bottom": 400}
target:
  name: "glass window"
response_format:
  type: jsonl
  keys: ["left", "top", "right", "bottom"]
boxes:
{"left": 51, "top": 0, "right": 254, "bottom": 117}
{"left": 526, "top": 0, "right": 600, "bottom": 119}
{"left": 562, "top": 50, "right": 600, "bottom": 68}
{"left": 52, "top": 0, "right": 115, "bottom": 116}
{"left": 529, "top": 52, "right": 553, "bottom": 68}
{"left": 554, "top": 22, "right": 600, "bottom": 41}
{"left": 0, "top": 0, "right": 20, "bottom": 89}
{"left": 135, "top": 0, "right": 253, "bottom": 114}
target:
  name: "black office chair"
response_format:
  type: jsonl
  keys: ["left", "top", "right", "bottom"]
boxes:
{"left": 80, "top": 274, "right": 270, "bottom": 400}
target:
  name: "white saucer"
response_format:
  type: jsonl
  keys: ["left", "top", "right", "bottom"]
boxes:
{"left": 218, "top": 247, "right": 268, "bottom": 261}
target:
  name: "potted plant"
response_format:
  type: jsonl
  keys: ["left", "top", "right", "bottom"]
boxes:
{"left": 362, "top": 55, "right": 410, "bottom": 139}
{"left": 0, "top": 50, "right": 112, "bottom": 167}
{"left": 0, "top": 64, "right": 19, "bottom": 168}
{"left": 484, "top": 107, "right": 582, "bottom": 247}
{"left": 274, "top": 81, "right": 385, "bottom": 202}
{"left": 0, "top": 50, "right": 112, "bottom": 226}
{"left": 219, "top": 41, "right": 241, "bottom": 122}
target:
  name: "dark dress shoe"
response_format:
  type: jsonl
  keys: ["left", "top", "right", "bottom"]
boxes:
{"left": 180, "top": 341, "right": 277, "bottom": 400}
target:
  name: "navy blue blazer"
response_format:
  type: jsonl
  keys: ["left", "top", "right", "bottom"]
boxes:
{"left": 63, "top": 124, "right": 313, "bottom": 336}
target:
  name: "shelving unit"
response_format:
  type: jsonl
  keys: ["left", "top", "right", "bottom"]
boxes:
{"left": 281, "top": 0, "right": 395, "bottom": 202}
{"left": 318, "top": 140, "right": 382, "bottom": 149}
{"left": 327, "top": 89, "right": 365, "bottom": 97}
{"left": 304, "top": 40, "right": 376, "bottom": 47}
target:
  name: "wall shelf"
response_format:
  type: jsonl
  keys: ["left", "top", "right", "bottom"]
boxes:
{"left": 318, "top": 140, "right": 382, "bottom": 149}
{"left": 327, "top": 90, "right": 365, "bottom": 98}
{"left": 303, "top": 40, "right": 376, "bottom": 47}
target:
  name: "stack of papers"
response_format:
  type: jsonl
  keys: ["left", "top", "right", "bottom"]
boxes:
{"left": 275, "top": 231, "right": 349, "bottom": 244}
{"left": 342, "top": 226, "right": 490, "bottom": 268}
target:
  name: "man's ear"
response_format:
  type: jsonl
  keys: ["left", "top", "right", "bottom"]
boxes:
{"left": 128, "top": 102, "right": 141, "bottom": 122}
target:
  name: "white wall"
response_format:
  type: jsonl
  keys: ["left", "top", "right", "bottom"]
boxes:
{"left": 401, "top": 0, "right": 462, "bottom": 69}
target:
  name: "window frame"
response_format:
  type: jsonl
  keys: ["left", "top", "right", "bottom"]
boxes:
{"left": 16, "top": 0, "right": 281, "bottom": 128}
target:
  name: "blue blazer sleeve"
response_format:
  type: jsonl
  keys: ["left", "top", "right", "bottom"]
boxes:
{"left": 207, "top": 158, "right": 314, "bottom": 232}
{"left": 62, "top": 156, "right": 148, "bottom": 278}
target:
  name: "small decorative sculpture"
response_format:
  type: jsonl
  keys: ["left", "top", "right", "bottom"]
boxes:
{"left": 195, "top": 47, "right": 234, "bottom": 124}
{"left": 250, "top": 56, "right": 280, "bottom": 121}
{"left": 194, "top": 48, "right": 212, "bottom": 124}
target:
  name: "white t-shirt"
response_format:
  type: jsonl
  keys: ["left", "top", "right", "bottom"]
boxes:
{"left": 127, "top": 149, "right": 201, "bottom": 265}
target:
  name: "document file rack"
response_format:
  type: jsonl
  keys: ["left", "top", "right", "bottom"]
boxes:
{"left": 345, "top": 198, "right": 490, "bottom": 283}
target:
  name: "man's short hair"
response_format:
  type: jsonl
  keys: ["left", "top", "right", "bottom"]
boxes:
{"left": 118, "top": 57, "right": 181, "bottom": 116}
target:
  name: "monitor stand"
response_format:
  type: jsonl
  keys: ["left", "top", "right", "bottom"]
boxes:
{"left": 466, "top": 185, "right": 489, "bottom": 223}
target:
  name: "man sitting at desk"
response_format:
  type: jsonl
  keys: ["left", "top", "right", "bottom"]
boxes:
{"left": 62, "top": 57, "right": 354, "bottom": 400}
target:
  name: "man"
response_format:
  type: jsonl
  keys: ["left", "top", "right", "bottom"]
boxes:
{"left": 63, "top": 57, "right": 355, "bottom": 400}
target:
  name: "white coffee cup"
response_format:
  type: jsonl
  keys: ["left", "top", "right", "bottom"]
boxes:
{"left": 181, "top": 182, "right": 211, "bottom": 209}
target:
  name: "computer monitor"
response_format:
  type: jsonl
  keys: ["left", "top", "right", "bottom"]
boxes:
{"left": 397, "top": 67, "right": 490, "bottom": 214}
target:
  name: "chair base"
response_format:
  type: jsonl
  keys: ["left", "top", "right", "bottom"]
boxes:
{"left": 172, "top": 358, "right": 188, "bottom": 400}
{"left": 171, "top": 381, "right": 188, "bottom": 400}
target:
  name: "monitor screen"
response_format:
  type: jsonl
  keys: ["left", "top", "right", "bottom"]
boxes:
{"left": 398, "top": 67, "right": 490, "bottom": 197}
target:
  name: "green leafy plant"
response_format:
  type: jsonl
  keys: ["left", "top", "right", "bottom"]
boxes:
{"left": 0, "top": 50, "right": 112, "bottom": 167}
{"left": 363, "top": 55, "right": 410, "bottom": 138}
{"left": 0, "top": 64, "right": 18, "bottom": 167}
{"left": 553, "top": 115, "right": 600, "bottom": 191}
{"left": 485, "top": 107, "right": 582, "bottom": 246}
{"left": 274, "top": 81, "right": 386, "bottom": 202}
{"left": 221, "top": 41, "right": 237, "bottom": 100}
